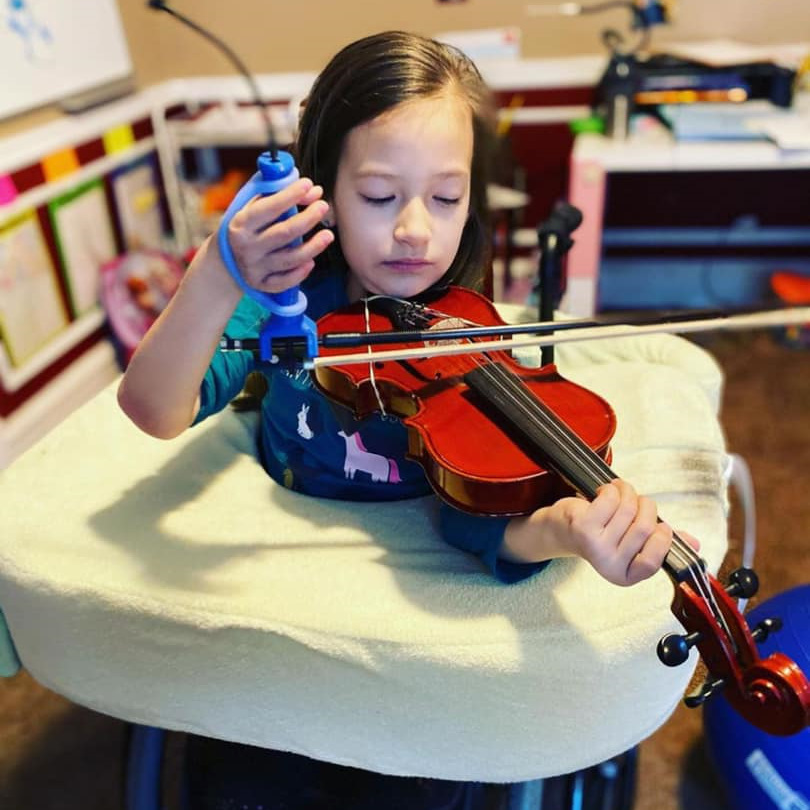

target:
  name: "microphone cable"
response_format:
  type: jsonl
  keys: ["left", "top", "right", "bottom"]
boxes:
{"left": 147, "top": 0, "right": 279, "bottom": 158}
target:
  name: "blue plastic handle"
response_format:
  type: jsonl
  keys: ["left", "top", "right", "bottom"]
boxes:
{"left": 217, "top": 150, "right": 318, "bottom": 361}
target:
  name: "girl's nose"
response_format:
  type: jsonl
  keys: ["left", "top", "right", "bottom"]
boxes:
{"left": 394, "top": 199, "right": 431, "bottom": 246}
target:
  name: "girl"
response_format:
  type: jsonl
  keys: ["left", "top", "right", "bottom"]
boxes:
{"left": 119, "top": 30, "right": 679, "bottom": 590}
{"left": 118, "top": 30, "right": 690, "bottom": 809}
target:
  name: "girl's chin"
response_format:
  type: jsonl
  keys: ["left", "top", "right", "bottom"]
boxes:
{"left": 363, "top": 273, "right": 446, "bottom": 300}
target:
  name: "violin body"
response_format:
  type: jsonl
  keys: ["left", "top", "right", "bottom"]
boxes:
{"left": 314, "top": 287, "right": 616, "bottom": 516}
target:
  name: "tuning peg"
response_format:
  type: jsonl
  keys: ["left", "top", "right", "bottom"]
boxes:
{"left": 684, "top": 677, "right": 725, "bottom": 708}
{"left": 724, "top": 567, "right": 759, "bottom": 599}
{"left": 751, "top": 616, "right": 783, "bottom": 643}
{"left": 657, "top": 631, "right": 702, "bottom": 667}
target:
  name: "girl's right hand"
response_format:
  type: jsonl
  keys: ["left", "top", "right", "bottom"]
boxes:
{"left": 555, "top": 480, "right": 674, "bottom": 587}
{"left": 501, "top": 479, "right": 693, "bottom": 587}
{"left": 225, "top": 177, "right": 335, "bottom": 294}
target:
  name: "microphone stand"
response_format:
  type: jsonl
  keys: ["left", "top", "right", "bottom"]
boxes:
{"left": 536, "top": 202, "right": 583, "bottom": 366}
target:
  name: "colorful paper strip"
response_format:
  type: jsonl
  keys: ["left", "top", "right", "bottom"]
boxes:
{"left": 0, "top": 174, "right": 17, "bottom": 206}
{"left": 42, "top": 148, "right": 80, "bottom": 182}
{"left": 103, "top": 124, "right": 135, "bottom": 155}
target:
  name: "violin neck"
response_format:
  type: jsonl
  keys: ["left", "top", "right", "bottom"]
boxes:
{"left": 464, "top": 362, "right": 614, "bottom": 498}
{"left": 464, "top": 362, "right": 699, "bottom": 580}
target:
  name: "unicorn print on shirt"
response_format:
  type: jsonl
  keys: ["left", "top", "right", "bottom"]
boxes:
{"left": 338, "top": 431, "right": 401, "bottom": 484}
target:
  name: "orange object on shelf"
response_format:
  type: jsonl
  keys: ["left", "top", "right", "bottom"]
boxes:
{"left": 201, "top": 170, "right": 249, "bottom": 215}
{"left": 770, "top": 271, "right": 810, "bottom": 347}
{"left": 771, "top": 271, "right": 810, "bottom": 305}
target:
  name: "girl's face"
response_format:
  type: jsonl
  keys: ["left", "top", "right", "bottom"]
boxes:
{"left": 330, "top": 93, "right": 473, "bottom": 302}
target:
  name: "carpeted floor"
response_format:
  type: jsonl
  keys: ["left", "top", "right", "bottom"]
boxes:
{"left": 1, "top": 329, "right": 808, "bottom": 809}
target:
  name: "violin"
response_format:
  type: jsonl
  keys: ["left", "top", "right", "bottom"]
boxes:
{"left": 312, "top": 285, "right": 810, "bottom": 736}
{"left": 316, "top": 286, "right": 616, "bottom": 515}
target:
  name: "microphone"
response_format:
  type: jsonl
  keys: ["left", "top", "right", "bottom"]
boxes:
{"left": 146, "top": 0, "right": 278, "bottom": 156}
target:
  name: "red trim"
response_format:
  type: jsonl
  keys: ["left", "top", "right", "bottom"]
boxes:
{"left": 75, "top": 138, "right": 106, "bottom": 164}
{"left": 132, "top": 116, "right": 154, "bottom": 140}
{"left": 11, "top": 162, "right": 46, "bottom": 195}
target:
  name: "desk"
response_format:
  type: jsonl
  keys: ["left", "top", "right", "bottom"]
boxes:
{"left": 565, "top": 116, "right": 810, "bottom": 315}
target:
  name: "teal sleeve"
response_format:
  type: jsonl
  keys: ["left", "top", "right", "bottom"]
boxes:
{"left": 193, "top": 296, "right": 262, "bottom": 425}
{"left": 438, "top": 502, "right": 549, "bottom": 584}
{"left": 194, "top": 349, "right": 256, "bottom": 424}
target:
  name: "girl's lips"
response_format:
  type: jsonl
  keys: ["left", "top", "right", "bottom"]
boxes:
{"left": 383, "top": 260, "right": 431, "bottom": 271}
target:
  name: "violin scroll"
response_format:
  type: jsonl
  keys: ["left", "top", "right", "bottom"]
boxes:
{"left": 662, "top": 569, "right": 810, "bottom": 736}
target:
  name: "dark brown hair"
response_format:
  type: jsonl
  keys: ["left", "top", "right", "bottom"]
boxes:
{"left": 295, "top": 30, "right": 497, "bottom": 290}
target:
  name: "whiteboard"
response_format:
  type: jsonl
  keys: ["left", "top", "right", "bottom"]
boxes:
{"left": 0, "top": 0, "right": 133, "bottom": 120}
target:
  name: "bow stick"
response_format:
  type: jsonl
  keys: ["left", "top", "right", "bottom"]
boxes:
{"left": 220, "top": 303, "right": 810, "bottom": 369}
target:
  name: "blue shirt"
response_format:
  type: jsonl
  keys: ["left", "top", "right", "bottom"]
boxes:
{"left": 195, "top": 268, "right": 547, "bottom": 584}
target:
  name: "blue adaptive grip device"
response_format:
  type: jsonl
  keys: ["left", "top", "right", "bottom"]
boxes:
{"left": 216, "top": 150, "right": 319, "bottom": 363}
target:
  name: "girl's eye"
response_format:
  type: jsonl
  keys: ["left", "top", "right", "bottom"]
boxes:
{"left": 435, "top": 196, "right": 461, "bottom": 206}
{"left": 361, "top": 195, "right": 395, "bottom": 206}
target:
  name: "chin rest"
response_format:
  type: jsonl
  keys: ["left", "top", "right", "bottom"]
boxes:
{"left": 0, "top": 321, "right": 728, "bottom": 782}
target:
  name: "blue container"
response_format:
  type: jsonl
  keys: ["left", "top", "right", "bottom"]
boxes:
{"left": 704, "top": 584, "right": 810, "bottom": 810}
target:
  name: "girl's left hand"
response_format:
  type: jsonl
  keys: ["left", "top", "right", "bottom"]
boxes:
{"left": 225, "top": 178, "right": 335, "bottom": 294}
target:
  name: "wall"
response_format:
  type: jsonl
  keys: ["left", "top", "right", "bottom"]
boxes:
{"left": 115, "top": 0, "right": 810, "bottom": 78}
{"left": 3, "top": 0, "right": 810, "bottom": 137}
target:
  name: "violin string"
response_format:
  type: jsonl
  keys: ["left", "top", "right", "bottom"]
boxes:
{"left": 469, "top": 352, "right": 706, "bottom": 566}
{"left": 478, "top": 360, "right": 614, "bottom": 492}
{"left": 362, "top": 297, "right": 388, "bottom": 417}
{"left": 473, "top": 360, "right": 725, "bottom": 606}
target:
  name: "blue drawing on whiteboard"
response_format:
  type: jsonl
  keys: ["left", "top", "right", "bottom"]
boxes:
{"left": 5, "top": 0, "right": 53, "bottom": 61}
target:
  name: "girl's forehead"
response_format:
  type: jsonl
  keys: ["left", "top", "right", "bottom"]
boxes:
{"left": 342, "top": 94, "right": 473, "bottom": 162}
{"left": 372, "top": 92, "right": 471, "bottom": 129}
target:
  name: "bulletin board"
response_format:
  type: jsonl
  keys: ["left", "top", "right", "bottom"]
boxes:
{"left": 0, "top": 210, "right": 69, "bottom": 368}
{"left": 0, "top": 0, "right": 132, "bottom": 120}
{"left": 110, "top": 155, "right": 166, "bottom": 251}
{"left": 48, "top": 179, "right": 118, "bottom": 318}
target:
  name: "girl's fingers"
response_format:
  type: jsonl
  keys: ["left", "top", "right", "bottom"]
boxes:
{"left": 624, "top": 521, "right": 672, "bottom": 585}
{"left": 230, "top": 202, "right": 331, "bottom": 269}
{"left": 614, "top": 494, "right": 658, "bottom": 561}
{"left": 590, "top": 480, "right": 636, "bottom": 541}
{"left": 298, "top": 183, "right": 328, "bottom": 208}
{"left": 258, "top": 229, "right": 335, "bottom": 278}
{"left": 254, "top": 200, "right": 330, "bottom": 251}
{"left": 254, "top": 259, "right": 316, "bottom": 294}
{"left": 582, "top": 481, "right": 621, "bottom": 531}
{"left": 232, "top": 179, "right": 324, "bottom": 235}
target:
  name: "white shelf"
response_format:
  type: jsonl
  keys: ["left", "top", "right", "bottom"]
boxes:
{"left": 169, "top": 102, "right": 296, "bottom": 149}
